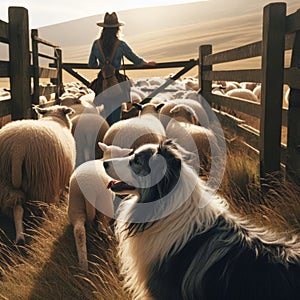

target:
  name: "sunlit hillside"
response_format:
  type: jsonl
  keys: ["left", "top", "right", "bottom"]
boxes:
{"left": 34, "top": 0, "right": 299, "bottom": 81}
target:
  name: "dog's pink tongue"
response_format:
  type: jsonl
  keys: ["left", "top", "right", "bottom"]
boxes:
{"left": 107, "top": 180, "right": 118, "bottom": 189}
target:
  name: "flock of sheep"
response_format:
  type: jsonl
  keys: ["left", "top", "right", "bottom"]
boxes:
{"left": 0, "top": 75, "right": 289, "bottom": 270}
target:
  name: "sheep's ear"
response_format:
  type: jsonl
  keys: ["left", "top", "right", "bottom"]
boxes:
{"left": 132, "top": 103, "right": 142, "bottom": 110}
{"left": 122, "top": 148, "right": 133, "bottom": 156}
{"left": 155, "top": 103, "right": 165, "bottom": 111}
{"left": 169, "top": 106, "right": 178, "bottom": 114}
{"left": 98, "top": 142, "right": 108, "bottom": 151}
{"left": 61, "top": 106, "right": 75, "bottom": 115}
{"left": 34, "top": 106, "right": 48, "bottom": 115}
{"left": 191, "top": 114, "right": 199, "bottom": 125}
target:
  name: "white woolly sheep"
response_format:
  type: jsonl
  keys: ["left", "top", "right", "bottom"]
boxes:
{"left": 71, "top": 113, "right": 110, "bottom": 167}
{"left": 0, "top": 105, "right": 76, "bottom": 243}
{"left": 283, "top": 85, "right": 290, "bottom": 108}
{"left": 159, "top": 98, "right": 209, "bottom": 128}
{"left": 253, "top": 85, "right": 261, "bottom": 102}
{"left": 225, "top": 88, "right": 258, "bottom": 102}
{"left": 60, "top": 94, "right": 99, "bottom": 116}
{"left": 103, "top": 108, "right": 166, "bottom": 150}
{"left": 169, "top": 104, "right": 199, "bottom": 125}
{"left": 68, "top": 143, "right": 132, "bottom": 270}
{"left": 166, "top": 116, "right": 218, "bottom": 174}
{"left": 183, "top": 77, "right": 199, "bottom": 91}
{"left": 240, "top": 82, "right": 258, "bottom": 91}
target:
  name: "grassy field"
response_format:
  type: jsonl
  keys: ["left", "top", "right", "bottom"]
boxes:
{"left": 0, "top": 139, "right": 300, "bottom": 300}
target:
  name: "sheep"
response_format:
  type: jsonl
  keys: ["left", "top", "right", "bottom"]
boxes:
{"left": 168, "top": 104, "right": 199, "bottom": 125}
{"left": 216, "top": 81, "right": 241, "bottom": 92}
{"left": 71, "top": 113, "right": 110, "bottom": 167}
{"left": 0, "top": 105, "right": 76, "bottom": 243}
{"left": 103, "top": 106, "right": 166, "bottom": 150}
{"left": 183, "top": 77, "right": 199, "bottom": 91}
{"left": 225, "top": 88, "right": 258, "bottom": 102}
{"left": 68, "top": 142, "right": 132, "bottom": 270}
{"left": 240, "top": 82, "right": 258, "bottom": 91}
{"left": 166, "top": 104, "right": 219, "bottom": 174}
{"left": 133, "top": 102, "right": 165, "bottom": 116}
{"left": 60, "top": 94, "right": 99, "bottom": 116}
{"left": 130, "top": 86, "right": 147, "bottom": 100}
{"left": 158, "top": 98, "right": 209, "bottom": 128}
{"left": 253, "top": 85, "right": 261, "bottom": 102}
{"left": 283, "top": 85, "right": 290, "bottom": 108}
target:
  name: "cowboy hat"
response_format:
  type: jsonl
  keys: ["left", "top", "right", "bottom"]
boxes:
{"left": 97, "top": 12, "right": 125, "bottom": 27}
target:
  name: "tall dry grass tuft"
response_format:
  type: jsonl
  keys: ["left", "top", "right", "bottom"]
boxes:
{"left": 221, "top": 139, "right": 300, "bottom": 234}
{"left": 0, "top": 202, "right": 130, "bottom": 300}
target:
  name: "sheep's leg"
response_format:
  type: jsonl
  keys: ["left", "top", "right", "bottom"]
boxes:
{"left": 73, "top": 221, "right": 88, "bottom": 270}
{"left": 14, "top": 203, "right": 25, "bottom": 244}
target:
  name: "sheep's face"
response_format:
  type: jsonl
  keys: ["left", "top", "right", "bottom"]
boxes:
{"left": 35, "top": 105, "right": 74, "bottom": 129}
{"left": 133, "top": 103, "right": 165, "bottom": 116}
{"left": 98, "top": 142, "right": 133, "bottom": 161}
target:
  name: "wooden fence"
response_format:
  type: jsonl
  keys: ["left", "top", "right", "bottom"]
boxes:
{"left": 0, "top": 7, "right": 63, "bottom": 122}
{"left": 1, "top": 4, "right": 300, "bottom": 182}
{"left": 199, "top": 2, "right": 300, "bottom": 181}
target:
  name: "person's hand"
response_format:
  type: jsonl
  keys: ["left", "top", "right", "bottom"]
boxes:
{"left": 144, "top": 61, "right": 156, "bottom": 67}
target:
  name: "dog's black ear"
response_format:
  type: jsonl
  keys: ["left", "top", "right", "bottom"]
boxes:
{"left": 160, "top": 139, "right": 178, "bottom": 150}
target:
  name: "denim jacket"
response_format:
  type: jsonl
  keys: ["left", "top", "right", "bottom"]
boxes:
{"left": 88, "top": 39, "right": 145, "bottom": 70}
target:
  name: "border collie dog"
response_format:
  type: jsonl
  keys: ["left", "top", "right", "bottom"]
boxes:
{"left": 104, "top": 140, "right": 300, "bottom": 300}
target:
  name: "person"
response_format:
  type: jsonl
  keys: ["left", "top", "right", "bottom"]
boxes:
{"left": 88, "top": 12, "right": 156, "bottom": 125}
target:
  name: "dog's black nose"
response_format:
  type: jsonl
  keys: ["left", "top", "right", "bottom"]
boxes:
{"left": 103, "top": 161, "right": 109, "bottom": 169}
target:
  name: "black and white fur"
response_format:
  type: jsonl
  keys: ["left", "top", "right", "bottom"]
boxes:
{"left": 104, "top": 140, "right": 300, "bottom": 300}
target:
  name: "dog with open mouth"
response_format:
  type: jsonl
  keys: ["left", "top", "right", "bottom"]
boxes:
{"left": 104, "top": 140, "right": 300, "bottom": 300}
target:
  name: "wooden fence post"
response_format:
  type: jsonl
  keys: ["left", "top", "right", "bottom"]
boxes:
{"left": 199, "top": 45, "right": 212, "bottom": 104}
{"left": 286, "top": 30, "right": 300, "bottom": 182}
{"left": 55, "top": 48, "right": 63, "bottom": 104}
{"left": 260, "top": 3, "right": 286, "bottom": 178}
{"left": 31, "top": 29, "right": 39, "bottom": 112}
{"left": 8, "top": 7, "right": 31, "bottom": 120}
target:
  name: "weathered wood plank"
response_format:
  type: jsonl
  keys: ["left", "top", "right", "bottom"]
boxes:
{"left": 203, "top": 69, "right": 261, "bottom": 83}
{"left": 207, "top": 93, "right": 261, "bottom": 118}
{"left": 8, "top": 7, "right": 31, "bottom": 120}
{"left": 203, "top": 41, "right": 262, "bottom": 66}
{"left": 0, "top": 61, "right": 9, "bottom": 77}
{"left": 38, "top": 100, "right": 56, "bottom": 108}
{"left": 0, "top": 99, "right": 12, "bottom": 117}
{"left": 284, "top": 67, "right": 300, "bottom": 89}
{"left": 38, "top": 67, "right": 58, "bottom": 78}
{"left": 199, "top": 45, "right": 212, "bottom": 99}
{"left": 286, "top": 29, "right": 300, "bottom": 182}
{"left": 39, "top": 85, "right": 56, "bottom": 96}
{"left": 285, "top": 33, "right": 295, "bottom": 51}
{"left": 260, "top": 2, "right": 286, "bottom": 176}
{"left": 0, "top": 20, "right": 9, "bottom": 43}
{"left": 58, "top": 60, "right": 197, "bottom": 70}
{"left": 214, "top": 109, "right": 287, "bottom": 165}
{"left": 31, "top": 33, "right": 59, "bottom": 48}
{"left": 31, "top": 29, "right": 40, "bottom": 108}
{"left": 286, "top": 8, "right": 300, "bottom": 33}
{"left": 37, "top": 52, "right": 57, "bottom": 60}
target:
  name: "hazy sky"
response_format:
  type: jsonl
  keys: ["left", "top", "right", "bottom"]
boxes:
{"left": 1, "top": 0, "right": 207, "bottom": 27}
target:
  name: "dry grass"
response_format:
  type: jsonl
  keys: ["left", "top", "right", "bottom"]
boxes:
{"left": 0, "top": 203, "right": 130, "bottom": 300}
{"left": 0, "top": 139, "right": 300, "bottom": 299}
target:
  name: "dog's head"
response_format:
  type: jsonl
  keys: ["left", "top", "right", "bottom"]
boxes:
{"left": 104, "top": 139, "right": 182, "bottom": 202}
{"left": 105, "top": 140, "right": 198, "bottom": 234}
